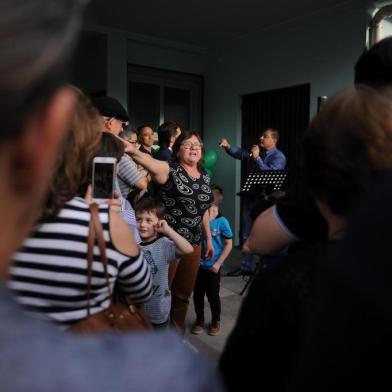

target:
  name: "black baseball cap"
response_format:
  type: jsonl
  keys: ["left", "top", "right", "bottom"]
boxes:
{"left": 92, "top": 96, "right": 130, "bottom": 122}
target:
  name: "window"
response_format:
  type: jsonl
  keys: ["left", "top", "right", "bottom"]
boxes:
{"left": 127, "top": 65, "right": 203, "bottom": 136}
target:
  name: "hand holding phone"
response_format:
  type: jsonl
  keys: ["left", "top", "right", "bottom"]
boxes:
{"left": 92, "top": 157, "right": 116, "bottom": 203}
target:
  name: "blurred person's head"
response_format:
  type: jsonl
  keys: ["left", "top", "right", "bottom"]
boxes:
{"left": 0, "top": 0, "right": 87, "bottom": 276}
{"left": 45, "top": 86, "right": 102, "bottom": 217}
{"left": 137, "top": 125, "right": 154, "bottom": 148}
{"left": 303, "top": 86, "right": 392, "bottom": 237}
{"left": 158, "top": 121, "right": 180, "bottom": 149}
{"left": 93, "top": 96, "right": 129, "bottom": 136}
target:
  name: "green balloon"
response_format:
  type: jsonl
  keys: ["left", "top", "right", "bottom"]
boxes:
{"left": 205, "top": 168, "right": 214, "bottom": 179}
{"left": 204, "top": 149, "right": 218, "bottom": 169}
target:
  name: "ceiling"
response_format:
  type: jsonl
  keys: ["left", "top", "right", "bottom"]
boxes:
{"left": 85, "top": 0, "right": 352, "bottom": 48}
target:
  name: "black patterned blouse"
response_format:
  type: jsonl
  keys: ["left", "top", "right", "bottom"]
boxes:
{"left": 158, "top": 162, "right": 212, "bottom": 245}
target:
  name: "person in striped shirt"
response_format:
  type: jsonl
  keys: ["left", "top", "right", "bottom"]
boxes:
{"left": 92, "top": 96, "right": 148, "bottom": 239}
{"left": 8, "top": 88, "right": 152, "bottom": 328}
{"left": 135, "top": 196, "right": 193, "bottom": 329}
{"left": 0, "top": 3, "right": 223, "bottom": 391}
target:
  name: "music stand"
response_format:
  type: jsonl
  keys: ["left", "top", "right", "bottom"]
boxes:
{"left": 240, "top": 170, "right": 288, "bottom": 198}
{"left": 238, "top": 170, "right": 288, "bottom": 295}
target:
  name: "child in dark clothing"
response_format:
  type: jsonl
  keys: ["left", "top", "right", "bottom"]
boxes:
{"left": 191, "top": 185, "right": 233, "bottom": 336}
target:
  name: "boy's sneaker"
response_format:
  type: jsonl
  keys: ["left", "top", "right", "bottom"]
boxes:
{"left": 208, "top": 321, "right": 221, "bottom": 336}
{"left": 191, "top": 321, "right": 204, "bottom": 335}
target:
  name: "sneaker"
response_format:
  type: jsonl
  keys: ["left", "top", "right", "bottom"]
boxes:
{"left": 191, "top": 321, "right": 204, "bottom": 335}
{"left": 208, "top": 321, "right": 221, "bottom": 336}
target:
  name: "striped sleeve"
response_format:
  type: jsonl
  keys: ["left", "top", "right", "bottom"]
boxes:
{"left": 8, "top": 197, "right": 152, "bottom": 327}
{"left": 117, "top": 251, "right": 152, "bottom": 304}
{"left": 118, "top": 155, "right": 142, "bottom": 198}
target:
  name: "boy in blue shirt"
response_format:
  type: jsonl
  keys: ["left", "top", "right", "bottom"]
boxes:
{"left": 191, "top": 185, "right": 233, "bottom": 336}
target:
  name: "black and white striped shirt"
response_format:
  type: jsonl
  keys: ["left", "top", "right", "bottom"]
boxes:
{"left": 8, "top": 197, "right": 152, "bottom": 328}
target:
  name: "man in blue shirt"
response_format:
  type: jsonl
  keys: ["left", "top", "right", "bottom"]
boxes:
{"left": 219, "top": 129, "right": 286, "bottom": 276}
{"left": 220, "top": 128, "right": 286, "bottom": 171}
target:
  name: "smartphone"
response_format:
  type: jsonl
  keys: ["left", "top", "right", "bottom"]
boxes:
{"left": 92, "top": 157, "right": 116, "bottom": 203}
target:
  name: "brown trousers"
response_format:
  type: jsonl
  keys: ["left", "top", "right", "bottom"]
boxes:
{"left": 168, "top": 244, "right": 201, "bottom": 334}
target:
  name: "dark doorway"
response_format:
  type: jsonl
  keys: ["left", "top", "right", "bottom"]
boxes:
{"left": 241, "top": 83, "right": 310, "bottom": 174}
{"left": 239, "top": 83, "right": 310, "bottom": 240}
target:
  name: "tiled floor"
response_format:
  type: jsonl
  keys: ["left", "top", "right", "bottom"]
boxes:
{"left": 184, "top": 248, "right": 253, "bottom": 362}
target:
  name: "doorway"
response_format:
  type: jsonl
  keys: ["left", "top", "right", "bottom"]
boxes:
{"left": 241, "top": 83, "right": 310, "bottom": 173}
{"left": 239, "top": 83, "right": 310, "bottom": 240}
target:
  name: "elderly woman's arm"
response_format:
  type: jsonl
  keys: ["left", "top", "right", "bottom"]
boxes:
{"left": 202, "top": 210, "right": 214, "bottom": 259}
{"left": 120, "top": 138, "right": 170, "bottom": 184}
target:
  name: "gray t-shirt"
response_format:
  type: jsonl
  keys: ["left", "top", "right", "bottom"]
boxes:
{"left": 140, "top": 236, "right": 177, "bottom": 324}
{"left": 0, "top": 285, "right": 222, "bottom": 392}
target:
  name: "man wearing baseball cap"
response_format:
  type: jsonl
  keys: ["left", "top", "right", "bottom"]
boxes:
{"left": 93, "top": 96, "right": 130, "bottom": 135}
{"left": 93, "top": 96, "right": 147, "bottom": 235}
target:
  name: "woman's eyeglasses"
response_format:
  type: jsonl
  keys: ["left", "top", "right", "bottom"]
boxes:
{"left": 181, "top": 142, "right": 203, "bottom": 150}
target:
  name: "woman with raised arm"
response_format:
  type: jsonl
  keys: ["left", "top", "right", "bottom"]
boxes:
{"left": 125, "top": 130, "right": 213, "bottom": 334}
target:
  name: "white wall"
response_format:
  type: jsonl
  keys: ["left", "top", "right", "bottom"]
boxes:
{"left": 203, "top": 0, "right": 369, "bottom": 242}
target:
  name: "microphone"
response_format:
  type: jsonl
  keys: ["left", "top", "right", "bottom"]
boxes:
{"left": 250, "top": 145, "right": 258, "bottom": 157}
{"left": 250, "top": 144, "right": 263, "bottom": 158}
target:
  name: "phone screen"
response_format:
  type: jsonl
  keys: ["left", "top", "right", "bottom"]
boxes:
{"left": 93, "top": 162, "right": 114, "bottom": 199}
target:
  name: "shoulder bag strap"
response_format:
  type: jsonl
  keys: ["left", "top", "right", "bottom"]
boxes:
{"left": 89, "top": 203, "right": 113, "bottom": 302}
{"left": 86, "top": 214, "right": 96, "bottom": 316}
